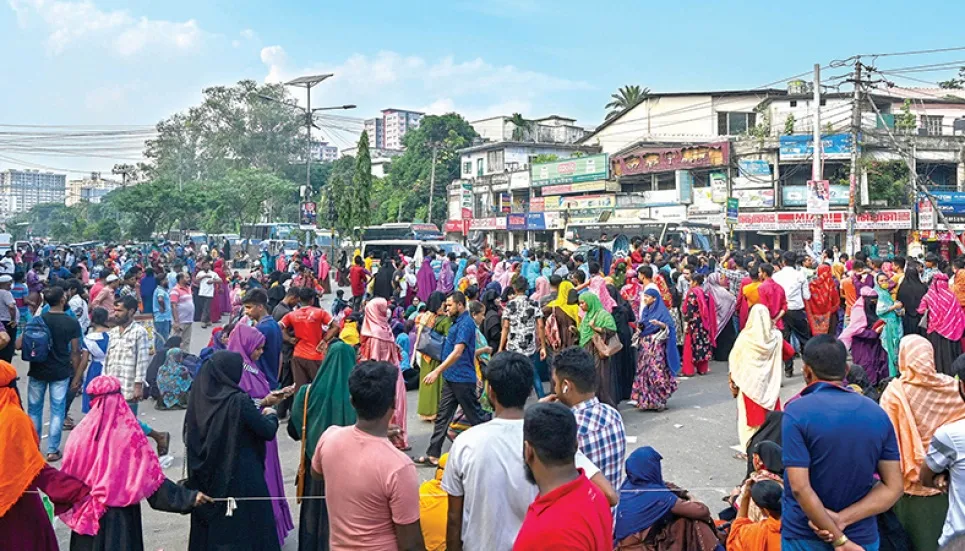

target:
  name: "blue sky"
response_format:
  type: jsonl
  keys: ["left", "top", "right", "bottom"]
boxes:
{"left": 3, "top": 0, "right": 965, "bottom": 174}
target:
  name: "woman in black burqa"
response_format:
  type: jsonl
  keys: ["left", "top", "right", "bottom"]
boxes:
{"left": 184, "top": 350, "right": 281, "bottom": 551}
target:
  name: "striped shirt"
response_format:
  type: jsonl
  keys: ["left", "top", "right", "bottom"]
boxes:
{"left": 104, "top": 321, "right": 151, "bottom": 401}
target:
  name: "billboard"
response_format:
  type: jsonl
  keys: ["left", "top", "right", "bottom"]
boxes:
{"left": 613, "top": 142, "right": 729, "bottom": 177}
{"left": 530, "top": 154, "right": 608, "bottom": 186}
{"left": 779, "top": 133, "right": 855, "bottom": 161}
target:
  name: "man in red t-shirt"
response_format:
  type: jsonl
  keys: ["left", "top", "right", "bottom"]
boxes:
{"left": 348, "top": 256, "right": 370, "bottom": 311}
{"left": 279, "top": 287, "right": 338, "bottom": 388}
{"left": 514, "top": 403, "right": 612, "bottom": 550}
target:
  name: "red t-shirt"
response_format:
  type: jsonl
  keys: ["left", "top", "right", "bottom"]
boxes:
{"left": 349, "top": 265, "right": 368, "bottom": 297}
{"left": 280, "top": 307, "right": 333, "bottom": 361}
{"left": 513, "top": 470, "right": 612, "bottom": 551}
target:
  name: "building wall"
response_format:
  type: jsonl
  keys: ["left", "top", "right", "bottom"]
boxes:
{"left": 0, "top": 170, "right": 67, "bottom": 219}
{"left": 382, "top": 109, "right": 424, "bottom": 150}
{"left": 364, "top": 118, "right": 384, "bottom": 149}
{"left": 459, "top": 144, "right": 591, "bottom": 179}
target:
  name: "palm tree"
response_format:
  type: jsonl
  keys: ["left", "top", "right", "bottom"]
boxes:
{"left": 605, "top": 85, "right": 650, "bottom": 120}
{"left": 509, "top": 113, "right": 533, "bottom": 141}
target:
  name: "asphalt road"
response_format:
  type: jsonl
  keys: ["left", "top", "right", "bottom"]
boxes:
{"left": 9, "top": 288, "right": 808, "bottom": 550}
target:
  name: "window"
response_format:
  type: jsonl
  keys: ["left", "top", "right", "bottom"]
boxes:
{"left": 476, "top": 158, "right": 484, "bottom": 177}
{"left": 922, "top": 115, "right": 944, "bottom": 136}
{"left": 789, "top": 100, "right": 798, "bottom": 107}
{"left": 819, "top": 99, "right": 827, "bottom": 106}
{"left": 717, "top": 112, "right": 757, "bottom": 135}
{"left": 486, "top": 149, "right": 505, "bottom": 173}
{"left": 463, "top": 161, "right": 472, "bottom": 175}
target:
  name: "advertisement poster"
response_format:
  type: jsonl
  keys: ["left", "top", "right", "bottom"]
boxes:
{"left": 807, "top": 180, "right": 830, "bottom": 215}
{"left": 299, "top": 201, "right": 318, "bottom": 230}
{"left": 710, "top": 172, "right": 727, "bottom": 203}
{"left": 531, "top": 154, "right": 609, "bottom": 186}
{"left": 732, "top": 188, "right": 775, "bottom": 208}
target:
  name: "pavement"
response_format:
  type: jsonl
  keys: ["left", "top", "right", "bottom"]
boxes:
{"left": 8, "top": 287, "right": 808, "bottom": 550}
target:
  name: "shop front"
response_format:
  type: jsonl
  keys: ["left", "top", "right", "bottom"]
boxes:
{"left": 734, "top": 209, "right": 913, "bottom": 253}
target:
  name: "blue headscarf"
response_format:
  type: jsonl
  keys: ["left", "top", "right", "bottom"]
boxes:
{"left": 638, "top": 288, "right": 680, "bottom": 375}
{"left": 454, "top": 257, "right": 468, "bottom": 283}
{"left": 523, "top": 260, "right": 540, "bottom": 290}
{"left": 614, "top": 447, "right": 679, "bottom": 542}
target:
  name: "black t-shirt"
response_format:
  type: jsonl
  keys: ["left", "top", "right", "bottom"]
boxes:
{"left": 28, "top": 312, "right": 81, "bottom": 381}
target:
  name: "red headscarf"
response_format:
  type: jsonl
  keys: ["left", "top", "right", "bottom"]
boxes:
{"left": 807, "top": 265, "right": 838, "bottom": 316}
{"left": 0, "top": 361, "right": 48, "bottom": 517}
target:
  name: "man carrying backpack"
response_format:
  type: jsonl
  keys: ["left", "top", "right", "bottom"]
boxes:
{"left": 21, "top": 286, "right": 82, "bottom": 462}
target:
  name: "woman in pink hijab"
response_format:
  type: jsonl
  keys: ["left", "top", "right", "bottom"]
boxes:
{"left": 359, "top": 297, "right": 410, "bottom": 451}
{"left": 530, "top": 276, "right": 552, "bottom": 305}
{"left": 60, "top": 375, "right": 208, "bottom": 548}
{"left": 227, "top": 325, "right": 294, "bottom": 546}
{"left": 316, "top": 252, "right": 331, "bottom": 295}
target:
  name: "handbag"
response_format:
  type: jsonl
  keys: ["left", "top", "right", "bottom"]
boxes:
{"left": 545, "top": 308, "right": 562, "bottom": 350}
{"left": 919, "top": 308, "right": 929, "bottom": 330}
{"left": 296, "top": 386, "right": 311, "bottom": 502}
{"left": 415, "top": 317, "right": 445, "bottom": 361}
{"left": 592, "top": 332, "right": 623, "bottom": 358}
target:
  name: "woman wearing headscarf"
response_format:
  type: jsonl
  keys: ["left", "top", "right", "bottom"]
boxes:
{"left": 81, "top": 307, "right": 112, "bottom": 411}
{"left": 878, "top": 336, "right": 965, "bottom": 551}
{"left": 481, "top": 288, "right": 504, "bottom": 350}
{"left": 530, "top": 276, "right": 551, "bottom": 306}
{"left": 61, "top": 375, "right": 209, "bottom": 551}
{"left": 493, "top": 259, "right": 511, "bottom": 292}
{"left": 744, "top": 411, "right": 783, "bottom": 478}
{"left": 633, "top": 288, "right": 680, "bottom": 411}
{"left": 621, "top": 268, "right": 643, "bottom": 317}
{"left": 359, "top": 297, "right": 410, "bottom": 451}
{"left": 316, "top": 252, "right": 331, "bottom": 295}
{"left": 415, "top": 291, "right": 451, "bottom": 421}
{"left": 875, "top": 272, "right": 903, "bottom": 378}
{"left": 418, "top": 453, "right": 450, "bottom": 551}
{"left": 805, "top": 264, "right": 839, "bottom": 336}
{"left": 610, "top": 259, "right": 629, "bottom": 289}
{"left": 705, "top": 272, "right": 737, "bottom": 361}
{"left": 587, "top": 266, "right": 617, "bottom": 313}
{"left": 544, "top": 280, "right": 579, "bottom": 354}
{"left": 737, "top": 441, "right": 784, "bottom": 523}
{"left": 523, "top": 258, "right": 541, "bottom": 292}
{"left": 918, "top": 272, "right": 965, "bottom": 375}
{"left": 155, "top": 347, "right": 192, "bottom": 410}
{"left": 613, "top": 447, "right": 720, "bottom": 550}
{"left": 226, "top": 325, "right": 294, "bottom": 546}
{"left": 682, "top": 273, "right": 715, "bottom": 377}
{"left": 729, "top": 304, "right": 786, "bottom": 451}
{"left": 416, "top": 257, "right": 437, "bottom": 303}
{"left": 476, "top": 258, "right": 492, "bottom": 290}
{"left": 840, "top": 287, "right": 890, "bottom": 385}
{"left": 288, "top": 340, "right": 357, "bottom": 551}
{"left": 578, "top": 293, "right": 620, "bottom": 408}
{"left": 184, "top": 351, "right": 281, "bottom": 551}
{"left": 0, "top": 361, "right": 90, "bottom": 551}
{"left": 897, "top": 259, "right": 927, "bottom": 337}
{"left": 436, "top": 259, "right": 455, "bottom": 294}
{"left": 608, "top": 284, "right": 637, "bottom": 402}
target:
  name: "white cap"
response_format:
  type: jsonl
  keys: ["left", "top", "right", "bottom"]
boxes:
{"left": 0, "top": 275, "right": 11, "bottom": 283}
{"left": 106, "top": 274, "right": 119, "bottom": 283}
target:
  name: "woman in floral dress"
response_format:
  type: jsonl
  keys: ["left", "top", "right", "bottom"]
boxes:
{"left": 633, "top": 289, "right": 680, "bottom": 411}
{"left": 681, "top": 273, "right": 715, "bottom": 377}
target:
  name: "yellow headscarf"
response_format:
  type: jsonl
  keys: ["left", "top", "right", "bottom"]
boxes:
{"left": 548, "top": 280, "right": 580, "bottom": 322}
{"left": 419, "top": 453, "right": 449, "bottom": 551}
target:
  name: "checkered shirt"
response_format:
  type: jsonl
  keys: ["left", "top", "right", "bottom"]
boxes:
{"left": 104, "top": 321, "right": 151, "bottom": 401}
{"left": 572, "top": 397, "right": 627, "bottom": 490}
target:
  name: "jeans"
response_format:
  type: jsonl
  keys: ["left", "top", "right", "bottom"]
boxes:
{"left": 426, "top": 379, "right": 489, "bottom": 458}
{"left": 782, "top": 309, "right": 812, "bottom": 373}
{"left": 782, "top": 538, "right": 879, "bottom": 551}
{"left": 127, "top": 401, "right": 153, "bottom": 436}
{"left": 529, "top": 352, "right": 546, "bottom": 398}
{"left": 197, "top": 296, "right": 212, "bottom": 324}
{"left": 154, "top": 319, "right": 172, "bottom": 344}
{"left": 27, "top": 377, "right": 70, "bottom": 454}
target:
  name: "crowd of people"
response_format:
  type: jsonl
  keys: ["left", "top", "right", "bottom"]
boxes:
{"left": 5, "top": 236, "right": 965, "bottom": 550}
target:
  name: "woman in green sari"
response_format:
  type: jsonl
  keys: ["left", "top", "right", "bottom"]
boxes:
{"left": 875, "top": 272, "right": 904, "bottom": 378}
{"left": 579, "top": 293, "right": 620, "bottom": 408}
{"left": 287, "top": 340, "right": 357, "bottom": 551}
{"left": 415, "top": 291, "right": 451, "bottom": 421}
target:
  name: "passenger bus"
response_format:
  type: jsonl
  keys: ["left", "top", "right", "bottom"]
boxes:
{"left": 360, "top": 223, "right": 444, "bottom": 242}
{"left": 241, "top": 223, "right": 298, "bottom": 242}
{"left": 565, "top": 220, "right": 721, "bottom": 253}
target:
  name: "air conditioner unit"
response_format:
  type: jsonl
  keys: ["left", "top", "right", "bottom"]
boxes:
{"left": 953, "top": 119, "right": 965, "bottom": 135}
{"left": 917, "top": 128, "right": 929, "bottom": 136}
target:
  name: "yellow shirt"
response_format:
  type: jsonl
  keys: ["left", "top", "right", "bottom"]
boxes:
{"left": 339, "top": 321, "right": 360, "bottom": 346}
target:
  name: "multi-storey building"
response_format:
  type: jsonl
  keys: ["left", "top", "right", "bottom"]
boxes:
{"left": 66, "top": 173, "right": 122, "bottom": 206}
{"left": 311, "top": 141, "right": 339, "bottom": 162}
{"left": 0, "top": 169, "right": 67, "bottom": 220}
{"left": 364, "top": 109, "right": 424, "bottom": 150}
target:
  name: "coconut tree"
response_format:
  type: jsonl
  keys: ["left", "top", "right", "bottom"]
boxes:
{"left": 605, "top": 85, "right": 650, "bottom": 120}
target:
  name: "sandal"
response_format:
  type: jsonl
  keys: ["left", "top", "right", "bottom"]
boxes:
{"left": 412, "top": 456, "right": 439, "bottom": 467}
{"left": 62, "top": 416, "right": 75, "bottom": 431}
{"left": 46, "top": 451, "right": 62, "bottom": 462}
{"left": 733, "top": 452, "right": 748, "bottom": 461}
{"left": 156, "top": 431, "right": 171, "bottom": 457}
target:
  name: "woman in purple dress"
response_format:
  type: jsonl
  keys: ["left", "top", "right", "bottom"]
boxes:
{"left": 840, "top": 286, "right": 890, "bottom": 385}
{"left": 226, "top": 324, "right": 294, "bottom": 547}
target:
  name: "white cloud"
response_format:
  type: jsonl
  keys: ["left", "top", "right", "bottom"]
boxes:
{"left": 240, "top": 28, "right": 257, "bottom": 40}
{"left": 8, "top": 0, "right": 206, "bottom": 56}
{"left": 260, "top": 46, "right": 591, "bottom": 123}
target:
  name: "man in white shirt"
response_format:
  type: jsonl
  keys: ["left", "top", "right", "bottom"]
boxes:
{"left": 0, "top": 251, "right": 15, "bottom": 275}
{"left": 922, "top": 359, "right": 965, "bottom": 548}
{"left": 66, "top": 279, "right": 90, "bottom": 334}
{"left": 771, "top": 251, "right": 811, "bottom": 377}
{"left": 441, "top": 352, "right": 616, "bottom": 551}
{"left": 194, "top": 259, "right": 220, "bottom": 328}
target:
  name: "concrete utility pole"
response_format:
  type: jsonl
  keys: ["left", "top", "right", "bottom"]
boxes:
{"left": 846, "top": 62, "right": 863, "bottom": 256}
{"left": 427, "top": 143, "right": 439, "bottom": 224}
{"left": 812, "top": 64, "right": 824, "bottom": 254}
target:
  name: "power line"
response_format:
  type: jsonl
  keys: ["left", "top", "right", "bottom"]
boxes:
{"left": 860, "top": 45, "right": 965, "bottom": 58}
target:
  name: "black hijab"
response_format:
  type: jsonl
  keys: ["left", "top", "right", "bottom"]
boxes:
{"left": 184, "top": 351, "right": 250, "bottom": 499}
{"left": 746, "top": 411, "right": 783, "bottom": 476}
{"left": 897, "top": 264, "right": 927, "bottom": 315}
{"left": 752, "top": 440, "right": 784, "bottom": 475}
{"left": 481, "top": 289, "right": 502, "bottom": 346}
{"left": 373, "top": 260, "right": 396, "bottom": 299}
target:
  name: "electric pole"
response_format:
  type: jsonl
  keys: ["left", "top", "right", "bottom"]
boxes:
{"left": 812, "top": 64, "right": 824, "bottom": 255}
{"left": 427, "top": 143, "right": 439, "bottom": 224}
{"left": 846, "top": 61, "right": 863, "bottom": 256}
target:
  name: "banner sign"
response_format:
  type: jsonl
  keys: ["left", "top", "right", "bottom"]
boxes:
{"left": 726, "top": 198, "right": 739, "bottom": 223}
{"left": 732, "top": 189, "right": 775, "bottom": 208}
{"left": 542, "top": 194, "right": 616, "bottom": 211}
{"left": 299, "top": 201, "right": 317, "bottom": 230}
{"left": 613, "top": 142, "right": 729, "bottom": 177}
{"left": 540, "top": 180, "right": 617, "bottom": 195}
{"left": 779, "top": 133, "right": 855, "bottom": 161}
{"left": 710, "top": 172, "right": 728, "bottom": 203}
{"left": 807, "top": 180, "right": 831, "bottom": 215}
{"left": 738, "top": 159, "right": 772, "bottom": 177}
{"left": 469, "top": 217, "right": 507, "bottom": 230}
{"left": 783, "top": 185, "right": 850, "bottom": 207}
{"left": 529, "top": 197, "right": 545, "bottom": 213}
{"left": 526, "top": 213, "right": 545, "bottom": 230}
{"left": 507, "top": 214, "right": 528, "bottom": 231}
{"left": 735, "top": 210, "right": 911, "bottom": 231}
{"left": 531, "top": 154, "right": 608, "bottom": 186}
{"left": 676, "top": 170, "right": 694, "bottom": 204}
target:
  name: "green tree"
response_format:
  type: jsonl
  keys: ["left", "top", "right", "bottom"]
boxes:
{"left": 605, "top": 85, "right": 650, "bottom": 120}
{"left": 200, "top": 169, "right": 297, "bottom": 233}
{"left": 865, "top": 160, "right": 911, "bottom": 207}
{"left": 939, "top": 68, "right": 965, "bottom": 89}
{"left": 328, "top": 156, "right": 357, "bottom": 236}
{"left": 353, "top": 132, "right": 373, "bottom": 238}
{"left": 784, "top": 114, "right": 796, "bottom": 135}
{"left": 531, "top": 154, "right": 559, "bottom": 164}
{"left": 108, "top": 179, "right": 187, "bottom": 239}
{"left": 509, "top": 113, "right": 532, "bottom": 141}
{"left": 896, "top": 99, "right": 918, "bottom": 135}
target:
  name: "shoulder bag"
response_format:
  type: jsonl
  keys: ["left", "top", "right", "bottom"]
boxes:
{"left": 296, "top": 385, "right": 311, "bottom": 502}
{"left": 415, "top": 315, "right": 445, "bottom": 361}
{"left": 592, "top": 331, "right": 623, "bottom": 358}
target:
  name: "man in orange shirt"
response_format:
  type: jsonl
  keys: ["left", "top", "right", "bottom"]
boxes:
{"left": 727, "top": 479, "right": 782, "bottom": 551}
{"left": 279, "top": 287, "right": 338, "bottom": 389}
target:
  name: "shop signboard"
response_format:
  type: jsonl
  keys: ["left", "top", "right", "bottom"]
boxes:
{"left": 542, "top": 194, "right": 616, "bottom": 211}
{"left": 782, "top": 185, "right": 850, "bottom": 207}
{"left": 726, "top": 198, "right": 739, "bottom": 223}
{"left": 469, "top": 217, "right": 507, "bottom": 230}
{"left": 918, "top": 200, "right": 936, "bottom": 230}
{"left": 610, "top": 208, "right": 651, "bottom": 222}
{"left": 615, "top": 190, "right": 678, "bottom": 208}
{"left": 688, "top": 187, "right": 722, "bottom": 215}
{"left": 732, "top": 189, "right": 775, "bottom": 208}
{"left": 613, "top": 142, "right": 729, "bottom": 177}
{"left": 529, "top": 197, "right": 545, "bottom": 213}
{"left": 543, "top": 211, "right": 565, "bottom": 229}
{"left": 540, "top": 180, "right": 618, "bottom": 196}
{"left": 927, "top": 191, "right": 965, "bottom": 215}
{"left": 649, "top": 206, "right": 687, "bottom": 221}
{"left": 444, "top": 220, "right": 463, "bottom": 233}
{"left": 675, "top": 170, "right": 694, "bottom": 204}
{"left": 461, "top": 182, "right": 473, "bottom": 219}
{"left": 807, "top": 180, "right": 831, "bottom": 215}
{"left": 531, "top": 154, "right": 608, "bottom": 186}
{"left": 507, "top": 214, "right": 528, "bottom": 231}
{"left": 735, "top": 210, "right": 912, "bottom": 231}
{"left": 710, "top": 172, "right": 728, "bottom": 203}
{"left": 738, "top": 159, "right": 772, "bottom": 177}
{"left": 526, "top": 212, "right": 546, "bottom": 230}
{"left": 779, "top": 133, "right": 855, "bottom": 161}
